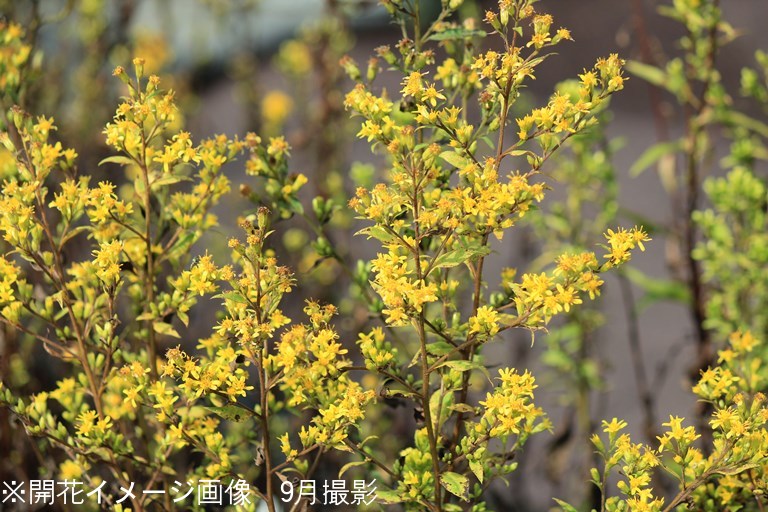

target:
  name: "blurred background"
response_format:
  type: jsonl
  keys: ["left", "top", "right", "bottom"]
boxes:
{"left": 2, "top": 0, "right": 768, "bottom": 509}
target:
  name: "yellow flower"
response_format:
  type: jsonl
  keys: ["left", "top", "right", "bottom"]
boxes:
{"left": 59, "top": 460, "right": 84, "bottom": 480}
{"left": 262, "top": 90, "right": 294, "bottom": 126}
{"left": 402, "top": 71, "right": 424, "bottom": 97}
{"left": 76, "top": 410, "right": 98, "bottom": 437}
{"left": 602, "top": 418, "right": 627, "bottom": 435}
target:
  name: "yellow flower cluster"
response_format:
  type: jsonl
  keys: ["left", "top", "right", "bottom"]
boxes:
{"left": 517, "top": 54, "right": 626, "bottom": 142}
{"left": 0, "top": 21, "right": 31, "bottom": 94}
{"left": 454, "top": 368, "right": 550, "bottom": 488}
{"left": 579, "top": 329, "right": 768, "bottom": 512}
{"left": 370, "top": 244, "right": 438, "bottom": 325}
{"left": 162, "top": 342, "right": 252, "bottom": 404}
{"left": 272, "top": 302, "right": 375, "bottom": 449}
{"left": 603, "top": 225, "right": 651, "bottom": 267}
{"left": 171, "top": 253, "right": 231, "bottom": 301}
{"left": 395, "top": 428, "right": 437, "bottom": 503}
{"left": 86, "top": 181, "right": 134, "bottom": 227}
{"left": 357, "top": 327, "right": 399, "bottom": 370}
{"left": 92, "top": 240, "right": 124, "bottom": 284}
{"left": 505, "top": 250, "right": 605, "bottom": 326}
{"left": 598, "top": 418, "right": 664, "bottom": 512}
{"left": 468, "top": 305, "right": 500, "bottom": 339}
{"left": 475, "top": 369, "right": 548, "bottom": 439}
{"left": 0, "top": 256, "right": 20, "bottom": 305}
{"left": 75, "top": 409, "right": 114, "bottom": 440}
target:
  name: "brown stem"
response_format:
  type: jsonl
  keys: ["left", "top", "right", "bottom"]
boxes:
{"left": 139, "top": 131, "right": 158, "bottom": 380}
{"left": 257, "top": 345, "right": 276, "bottom": 512}
{"left": 450, "top": 232, "right": 489, "bottom": 458}
{"left": 630, "top": 0, "right": 670, "bottom": 141}
{"left": 411, "top": 160, "right": 443, "bottom": 510}
{"left": 617, "top": 273, "right": 658, "bottom": 443}
{"left": 343, "top": 439, "right": 397, "bottom": 478}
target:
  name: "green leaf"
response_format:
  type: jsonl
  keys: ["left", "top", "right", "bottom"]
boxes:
{"left": 450, "top": 403, "right": 476, "bottom": 414}
{"left": 339, "top": 460, "right": 367, "bottom": 478}
{"left": 432, "top": 244, "right": 491, "bottom": 271}
{"left": 439, "top": 359, "right": 493, "bottom": 384}
{"left": 440, "top": 472, "right": 469, "bottom": 501}
{"left": 60, "top": 225, "right": 89, "bottom": 246}
{"left": 623, "top": 267, "right": 691, "bottom": 309}
{"left": 716, "top": 110, "right": 768, "bottom": 138}
{"left": 167, "top": 232, "right": 197, "bottom": 259}
{"left": 437, "top": 360, "right": 481, "bottom": 372}
{"left": 552, "top": 498, "right": 580, "bottom": 512}
{"left": 355, "top": 226, "right": 395, "bottom": 244}
{"left": 204, "top": 405, "right": 253, "bottom": 422}
{"left": 427, "top": 28, "right": 486, "bottom": 41}
{"left": 151, "top": 175, "right": 189, "bottom": 189}
{"left": 630, "top": 140, "right": 683, "bottom": 176}
{"left": 712, "top": 463, "right": 759, "bottom": 476}
{"left": 98, "top": 155, "right": 135, "bottom": 167}
{"left": 469, "top": 460, "right": 484, "bottom": 483}
{"left": 214, "top": 291, "right": 248, "bottom": 304}
{"left": 376, "top": 488, "right": 403, "bottom": 504}
{"left": 439, "top": 151, "right": 468, "bottom": 169}
{"left": 359, "top": 435, "right": 379, "bottom": 448}
{"left": 426, "top": 341, "right": 456, "bottom": 356}
{"left": 152, "top": 321, "right": 180, "bottom": 338}
{"left": 288, "top": 197, "right": 304, "bottom": 215}
{"left": 626, "top": 60, "right": 667, "bottom": 89}
{"left": 430, "top": 389, "right": 454, "bottom": 426}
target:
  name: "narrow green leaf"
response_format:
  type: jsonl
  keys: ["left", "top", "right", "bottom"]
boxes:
{"left": 450, "top": 403, "right": 476, "bottom": 414}
{"left": 152, "top": 321, "right": 180, "bottom": 338}
{"left": 439, "top": 151, "right": 468, "bottom": 169}
{"left": 426, "top": 341, "right": 456, "bottom": 356}
{"left": 716, "top": 110, "right": 768, "bottom": 138}
{"left": 376, "top": 489, "right": 404, "bottom": 504}
{"left": 630, "top": 140, "right": 683, "bottom": 176}
{"left": 432, "top": 244, "right": 490, "bottom": 270}
{"left": 355, "top": 226, "right": 395, "bottom": 244}
{"left": 339, "top": 460, "right": 367, "bottom": 478}
{"left": 427, "top": 28, "right": 486, "bottom": 41}
{"left": 623, "top": 267, "right": 691, "bottom": 309}
{"left": 98, "top": 155, "right": 135, "bottom": 167}
{"left": 552, "top": 498, "right": 580, "bottom": 512}
{"left": 437, "top": 360, "right": 482, "bottom": 372}
{"left": 60, "top": 225, "right": 89, "bottom": 246}
{"left": 359, "top": 435, "right": 379, "bottom": 448}
{"left": 151, "top": 175, "right": 189, "bottom": 189}
{"left": 167, "top": 232, "right": 197, "bottom": 259}
{"left": 204, "top": 405, "right": 253, "bottom": 423}
{"left": 712, "top": 463, "right": 759, "bottom": 476}
{"left": 626, "top": 60, "right": 667, "bottom": 89}
{"left": 214, "top": 291, "right": 248, "bottom": 304}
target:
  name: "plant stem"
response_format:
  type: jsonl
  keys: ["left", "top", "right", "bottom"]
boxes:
{"left": 140, "top": 131, "right": 158, "bottom": 379}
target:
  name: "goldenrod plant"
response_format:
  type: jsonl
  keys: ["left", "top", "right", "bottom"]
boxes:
{"left": 1, "top": 0, "right": 767, "bottom": 511}
{"left": 558, "top": 330, "right": 768, "bottom": 512}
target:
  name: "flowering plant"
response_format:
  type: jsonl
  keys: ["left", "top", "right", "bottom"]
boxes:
{"left": 1, "top": 0, "right": 767, "bottom": 511}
